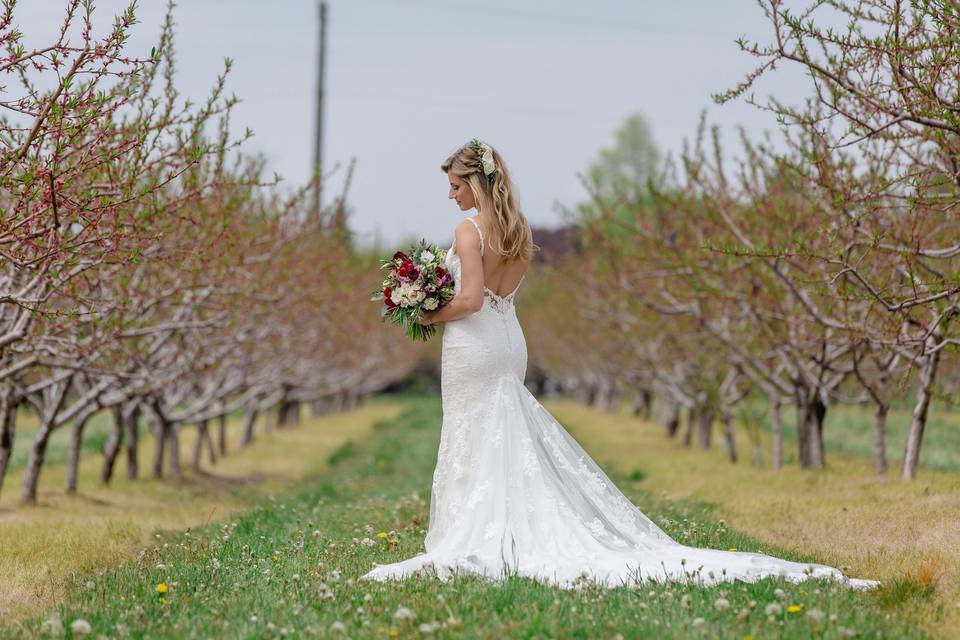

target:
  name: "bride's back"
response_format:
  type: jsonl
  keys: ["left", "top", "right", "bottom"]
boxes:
{"left": 477, "top": 221, "right": 530, "bottom": 299}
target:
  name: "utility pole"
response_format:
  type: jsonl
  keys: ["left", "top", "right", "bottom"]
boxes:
{"left": 312, "top": 0, "right": 327, "bottom": 222}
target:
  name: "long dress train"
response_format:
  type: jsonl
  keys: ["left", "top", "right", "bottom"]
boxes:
{"left": 361, "top": 218, "right": 879, "bottom": 591}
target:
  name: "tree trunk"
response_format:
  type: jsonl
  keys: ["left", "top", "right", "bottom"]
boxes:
{"left": 770, "top": 397, "right": 783, "bottom": 470}
{"left": 101, "top": 405, "right": 126, "bottom": 485}
{"left": 192, "top": 420, "right": 217, "bottom": 470}
{"left": 65, "top": 414, "right": 92, "bottom": 494}
{"left": 682, "top": 407, "right": 696, "bottom": 447}
{"left": 205, "top": 420, "right": 217, "bottom": 465}
{"left": 126, "top": 407, "right": 139, "bottom": 480}
{"left": 168, "top": 424, "right": 182, "bottom": 477}
{"left": 664, "top": 403, "right": 680, "bottom": 438}
{"left": 21, "top": 383, "right": 70, "bottom": 504}
{"left": 632, "top": 389, "right": 652, "bottom": 420}
{"left": 311, "top": 397, "right": 328, "bottom": 417}
{"left": 721, "top": 413, "right": 737, "bottom": 463}
{"left": 901, "top": 342, "right": 941, "bottom": 480}
{"left": 277, "top": 398, "right": 301, "bottom": 427}
{"left": 151, "top": 409, "right": 168, "bottom": 479}
{"left": 697, "top": 410, "right": 712, "bottom": 449}
{"left": 874, "top": 403, "right": 888, "bottom": 475}
{"left": 795, "top": 393, "right": 811, "bottom": 468}
{"left": 0, "top": 385, "right": 18, "bottom": 499}
{"left": 239, "top": 406, "right": 259, "bottom": 447}
{"left": 218, "top": 413, "right": 227, "bottom": 456}
{"left": 810, "top": 395, "right": 826, "bottom": 468}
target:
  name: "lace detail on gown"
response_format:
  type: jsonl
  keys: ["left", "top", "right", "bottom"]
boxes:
{"left": 360, "top": 225, "right": 881, "bottom": 591}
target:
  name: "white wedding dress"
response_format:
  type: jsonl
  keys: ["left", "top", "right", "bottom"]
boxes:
{"left": 361, "top": 218, "right": 879, "bottom": 591}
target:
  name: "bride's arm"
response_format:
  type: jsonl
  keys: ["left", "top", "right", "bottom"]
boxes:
{"left": 422, "top": 221, "right": 484, "bottom": 324}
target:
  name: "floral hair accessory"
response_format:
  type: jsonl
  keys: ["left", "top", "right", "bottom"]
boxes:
{"left": 469, "top": 138, "right": 496, "bottom": 182}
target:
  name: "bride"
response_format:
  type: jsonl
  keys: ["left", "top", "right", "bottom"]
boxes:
{"left": 360, "top": 139, "right": 879, "bottom": 591}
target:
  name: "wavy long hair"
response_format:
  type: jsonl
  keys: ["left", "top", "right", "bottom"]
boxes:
{"left": 441, "top": 141, "right": 537, "bottom": 262}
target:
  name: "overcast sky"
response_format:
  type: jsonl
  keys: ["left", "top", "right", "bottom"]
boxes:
{"left": 15, "top": 1, "right": 812, "bottom": 249}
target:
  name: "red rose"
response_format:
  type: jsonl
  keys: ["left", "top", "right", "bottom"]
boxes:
{"left": 435, "top": 266, "right": 447, "bottom": 277}
{"left": 393, "top": 250, "right": 408, "bottom": 261}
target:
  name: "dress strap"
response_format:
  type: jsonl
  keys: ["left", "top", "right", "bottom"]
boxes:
{"left": 466, "top": 217, "right": 484, "bottom": 257}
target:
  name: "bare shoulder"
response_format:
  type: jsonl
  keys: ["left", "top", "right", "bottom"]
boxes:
{"left": 454, "top": 219, "right": 481, "bottom": 246}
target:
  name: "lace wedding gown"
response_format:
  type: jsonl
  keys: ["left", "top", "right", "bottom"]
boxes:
{"left": 361, "top": 218, "right": 879, "bottom": 591}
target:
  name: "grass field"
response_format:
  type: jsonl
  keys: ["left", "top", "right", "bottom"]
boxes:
{"left": 742, "top": 399, "right": 960, "bottom": 472}
{"left": 0, "top": 400, "right": 407, "bottom": 624}
{"left": 0, "top": 394, "right": 943, "bottom": 639}
{"left": 542, "top": 398, "right": 960, "bottom": 639}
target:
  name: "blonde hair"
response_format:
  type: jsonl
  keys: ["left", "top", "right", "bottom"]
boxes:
{"left": 441, "top": 141, "right": 537, "bottom": 262}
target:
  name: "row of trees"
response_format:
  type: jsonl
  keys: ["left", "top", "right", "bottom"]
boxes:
{"left": 524, "top": 0, "right": 958, "bottom": 480}
{"left": 0, "top": 1, "right": 413, "bottom": 504}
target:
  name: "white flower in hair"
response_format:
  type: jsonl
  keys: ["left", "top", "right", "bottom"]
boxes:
{"left": 469, "top": 138, "right": 497, "bottom": 180}
{"left": 480, "top": 146, "right": 495, "bottom": 176}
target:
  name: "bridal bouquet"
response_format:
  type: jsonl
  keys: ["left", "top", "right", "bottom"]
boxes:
{"left": 372, "top": 239, "right": 455, "bottom": 341}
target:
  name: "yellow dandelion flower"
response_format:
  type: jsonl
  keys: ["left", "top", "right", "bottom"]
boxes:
{"left": 728, "top": 547, "right": 737, "bottom": 551}
{"left": 272, "top": 555, "right": 280, "bottom": 561}
{"left": 741, "top": 636, "right": 753, "bottom": 640}
{"left": 389, "top": 628, "right": 399, "bottom": 637}
{"left": 787, "top": 604, "right": 802, "bottom": 613}
{"left": 155, "top": 582, "right": 168, "bottom": 594}
{"left": 377, "top": 532, "right": 388, "bottom": 539}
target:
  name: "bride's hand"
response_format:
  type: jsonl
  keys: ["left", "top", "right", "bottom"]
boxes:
{"left": 418, "top": 310, "right": 438, "bottom": 326}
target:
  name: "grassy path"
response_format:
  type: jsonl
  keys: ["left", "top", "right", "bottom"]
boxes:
{"left": 1, "top": 394, "right": 930, "bottom": 639}
{"left": 541, "top": 398, "right": 959, "bottom": 639}
{"left": 0, "top": 399, "right": 406, "bottom": 623}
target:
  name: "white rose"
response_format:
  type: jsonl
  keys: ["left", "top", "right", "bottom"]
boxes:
{"left": 481, "top": 148, "right": 495, "bottom": 175}
{"left": 390, "top": 289, "right": 402, "bottom": 305}
{"left": 423, "top": 298, "right": 438, "bottom": 311}
{"left": 419, "top": 250, "right": 434, "bottom": 263}
{"left": 413, "top": 289, "right": 426, "bottom": 302}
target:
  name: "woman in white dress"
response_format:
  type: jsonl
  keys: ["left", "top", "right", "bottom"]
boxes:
{"left": 360, "top": 139, "right": 879, "bottom": 591}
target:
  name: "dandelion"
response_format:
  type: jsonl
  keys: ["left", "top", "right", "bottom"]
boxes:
{"left": 714, "top": 597, "right": 730, "bottom": 611}
{"left": 317, "top": 582, "right": 335, "bottom": 600}
{"left": 691, "top": 617, "right": 706, "bottom": 629}
{"left": 764, "top": 603, "right": 782, "bottom": 616}
{"left": 70, "top": 619, "right": 92, "bottom": 637}
{"left": 393, "top": 606, "right": 416, "bottom": 623}
{"left": 330, "top": 620, "right": 347, "bottom": 634}
{"left": 728, "top": 548, "right": 737, "bottom": 551}
{"left": 806, "top": 608, "right": 825, "bottom": 623}
{"left": 418, "top": 621, "right": 442, "bottom": 634}
{"left": 787, "top": 604, "right": 802, "bottom": 613}
{"left": 361, "top": 537, "right": 376, "bottom": 547}
{"left": 773, "top": 588, "right": 786, "bottom": 600}
{"left": 377, "top": 531, "right": 389, "bottom": 539}
{"left": 736, "top": 608, "right": 750, "bottom": 622}
{"left": 389, "top": 629, "right": 399, "bottom": 638}
{"left": 39, "top": 614, "right": 64, "bottom": 636}
{"left": 155, "top": 583, "right": 168, "bottom": 594}
{"left": 680, "top": 594, "right": 692, "bottom": 609}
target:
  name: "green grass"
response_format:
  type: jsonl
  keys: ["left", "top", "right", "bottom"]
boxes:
{"left": 745, "top": 399, "right": 960, "bottom": 472}
{"left": 0, "top": 395, "right": 928, "bottom": 639}
{"left": 6, "top": 410, "right": 117, "bottom": 471}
